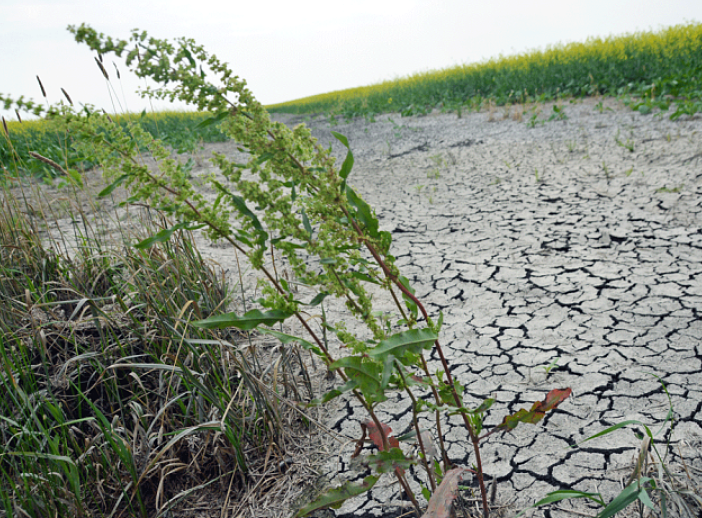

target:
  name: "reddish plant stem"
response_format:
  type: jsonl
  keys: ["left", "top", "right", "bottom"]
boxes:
{"left": 342, "top": 209, "right": 490, "bottom": 518}
{"left": 395, "top": 364, "right": 437, "bottom": 492}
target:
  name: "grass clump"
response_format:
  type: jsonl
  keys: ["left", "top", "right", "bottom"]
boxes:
{"left": 0, "top": 182, "right": 314, "bottom": 518}
{"left": 267, "top": 22, "right": 702, "bottom": 120}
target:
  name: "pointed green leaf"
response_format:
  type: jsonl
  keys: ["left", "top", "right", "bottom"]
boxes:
{"left": 438, "top": 378, "right": 464, "bottom": 407}
{"left": 573, "top": 419, "right": 652, "bottom": 447}
{"left": 637, "top": 486, "right": 655, "bottom": 510}
{"left": 306, "top": 292, "right": 329, "bottom": 306}
{"left": 380, "top": 354, "right": 396, "bottom": 390}
{"left": 6, "top": 452, "right": 76, "bottom": 465}
{"left": 436, "top": 311, "right": 444, "bottom": 333}
{"left": 331, "top": 131, "right": 355, "bottom": 190}
{"left": 196, "top": 111, "right": 228, "bottom": 129}
{"left": 346, "top": 185, "right": 379, "bottom": 238}
{"left": 192, "top": 309, "right": 293, "bottom": 330}
{"left": 66, "top": 168, "right": 83, "bottom": 188}
{"left": 349, "top": 270, "right": 380, "bottom": 284}
{"left": 514, "top": 490, "right": 606, "bottom": 517}
{"left": 367, "top": 328, "right": 438, "bottom": 363}
{"left": 366, "top": 448, "right": 415, "bottom": 474}
{"left": 294, "top": 475, "right": 378, "bottom": 517}
{"left": 329, "top": 356, "right": 384, "bottom": 402}
{"left": 98, "top": 174, "right": 129, "bottom": 197}
{"left": 398, "top": 275, "right": 418, "bottom": 319}
{"left": 134, "top": 221, "right": 205, "bottom": 249}
{"left": 301, "top": 208, "right": 313, "bottom": 238}
{"left": 598, "top": 479, "right": 653, "bottom": 518}
{"left": 473, "top": 398, "right": 495, "bottom": 414}
{"left": 211, "top": 180, "right": 268, "bottom": 246}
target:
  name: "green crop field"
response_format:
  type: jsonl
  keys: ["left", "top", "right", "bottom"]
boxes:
{"left": 1, "top": 110, "right": 227, "bottom": 181}
{"left": 267, "top": 22, "right": 702, "bottom": 120}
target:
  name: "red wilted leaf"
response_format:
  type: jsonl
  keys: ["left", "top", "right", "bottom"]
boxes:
{"left": 364, "top": 420, "right": 400, "bottom": 451}
{"left": 421, "top": 467, "right": 471, "bottom": 518}
{"left": 496, "top": 388, "right": 572, "bottom": 432}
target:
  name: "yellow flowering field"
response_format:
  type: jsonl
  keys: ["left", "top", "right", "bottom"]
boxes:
{"left": 267, "top": 22, "right": 702, "bottom": 119}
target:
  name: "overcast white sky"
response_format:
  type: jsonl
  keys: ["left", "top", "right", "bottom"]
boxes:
{"left": 2, "top": 0, "right": 701, "bottom": 119}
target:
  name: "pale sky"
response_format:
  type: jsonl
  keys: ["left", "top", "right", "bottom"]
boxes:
{"left": 2, "top": 0, "right": 701, "bottom": 119}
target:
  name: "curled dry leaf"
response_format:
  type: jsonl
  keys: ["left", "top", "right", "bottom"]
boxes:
{"left": 422, "top": 467, "right": 472, "bottom": 518}
{"left": 364, "top": 419, "right": 400, "bottom": 451}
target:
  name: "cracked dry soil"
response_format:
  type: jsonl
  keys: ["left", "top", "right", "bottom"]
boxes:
{"left": 266, "top": 98, "right": 702, "bottom": 518}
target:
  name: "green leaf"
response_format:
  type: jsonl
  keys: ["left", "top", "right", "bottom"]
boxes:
{"left": 211, "top": 180, "right": 268, "bottom": 246}
{"left": 422, "top": 486, "right": 432, "bottom": 501}
{"left": 196, "top": 111, "right": 228, "bottom": 129}
{"left": 331, "top": 131, "right": 355, "bottom": 191}
{"left": 98, "top": 174, "right": 129, "bottom": 197}
{"left": 367, "top": 328, "right": 438, "bottom": 364}
{"left": 367, "top": 448, "right": 415, "bottom": 474}
{"left": 349, "top": 270, "right": 380, "bottom": 284}
{"left": 294, "top": 475, "right": 378, "bottom": 517}
{"left": 192, "top": 309, "right": 293, "bottom": 330}
{"left": 66, "top": 168, "right": 83, "bottom": 188}
{"left": 5, "top": 452, "right": 76, "bottom": 465}
{"left": 473, "top": 398, "right": 495, "bottom": 414}
{"left": 301, "top": 208, "right": 313, "bottom": 238}
{"left": 598, "top": 478, "right": 653, "bottom": 518}
{"left": 253, "top": 152, "right": 274, "bottom": 166}
{"left": 438, "top": 379, "right": 463, "bottom": 407}
{"left": 514, "top": 490, "right": 605, "bottom": 517}
{"left": 573, "top": 419, "right": 651, "bottom": 447}
{"left": 346, "top": 185, "right": 379, "bottom": 238}
{"left": 329, "top": 356, "right": 384, "bottom": 402}
{"left": 435, "top": 311, "right": 444, "bottom": 333}
{"left": 380, "top": 354, "right": 396, "bottom": 390}
{"left": 637, "top": 485, "right": 655, "bottom": 510}
{"left": 306, "top": 292, "right": 329, "bottom": 306}
{"left": 398, "top": 276, "right": 418, "bottom": 319}
{"left": 134, "top": 221, "right": 205, "bottom": 249}
{"left": 180, "top": 47, "right": 196, "bottom": 68}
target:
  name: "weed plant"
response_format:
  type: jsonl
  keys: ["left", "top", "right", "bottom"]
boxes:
{"left": 267, "top": 23, "right": 702, "bottom": 121}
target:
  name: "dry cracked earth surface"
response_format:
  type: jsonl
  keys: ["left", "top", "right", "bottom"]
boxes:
{"left": 19, "top": 97, "right": 702, "bottom": 518}
{"left": 266, "top": 98, "right": 702, "bottom": 518}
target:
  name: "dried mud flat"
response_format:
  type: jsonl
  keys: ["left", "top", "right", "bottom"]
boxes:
{"left": 11, "top": 97, "right": 702, "bottom": 518}
{"left": 270, "top": 98, "right": 702, "bottom": 518}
